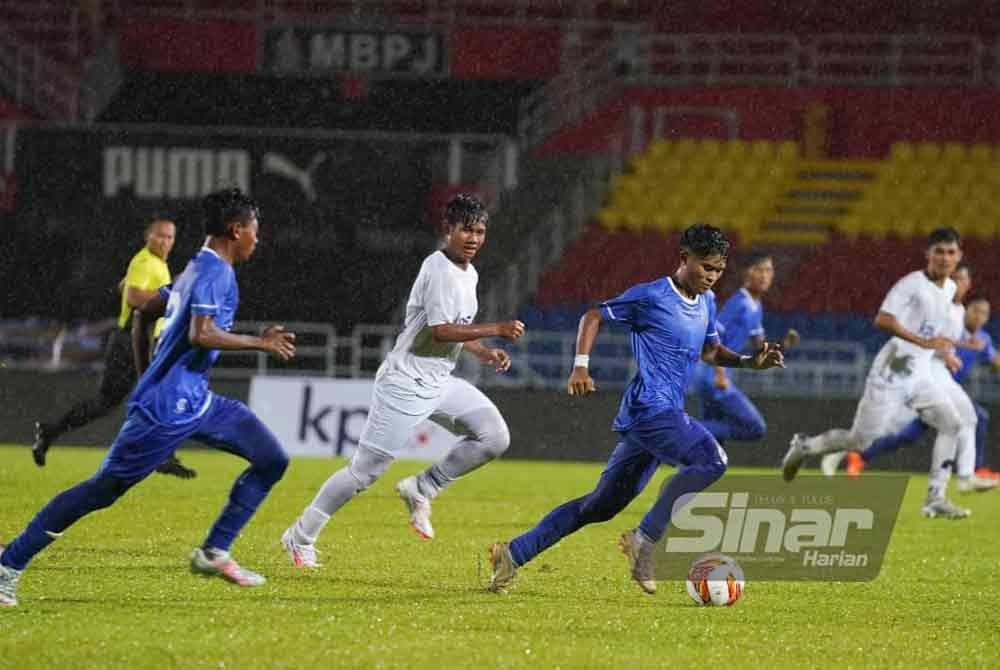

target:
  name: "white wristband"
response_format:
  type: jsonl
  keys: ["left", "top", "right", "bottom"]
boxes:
{"left": 739, "top": 355, "right": 752, "bottom": 368}
{"left": 574, "top": 354, "right": 590, "bottom": 369}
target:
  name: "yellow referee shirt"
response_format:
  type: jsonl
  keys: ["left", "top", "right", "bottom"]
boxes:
{"left": 118, "top": 247, "right": 171, "bottom": 337}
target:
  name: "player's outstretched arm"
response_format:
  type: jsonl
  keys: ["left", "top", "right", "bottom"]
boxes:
{"left": 874, "top": 311, "right": 953, "bottom": 353}
{"left": 703, "top": 341, "right": 785, "bottom": 370}
{"left": 189, "top": 316, "right": 296, "bottom": 361}
{"left": 464, "top": 339, "right": 512, "bottom": 373}
{"left": 567, "top": 308, "right": 602, "bottom": 396}
{"left": 431, "top": 320, "right": 525, "bottom": 343}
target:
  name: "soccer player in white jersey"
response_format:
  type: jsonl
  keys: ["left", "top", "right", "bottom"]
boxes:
{"left": 821, "top": 265, "right": 996, "bottom": 493}
{"left": 781, "top": 228, "right": 973, "bottom": 519}
{"left": 280, "top": 194, "right": 525, "bottom": 567}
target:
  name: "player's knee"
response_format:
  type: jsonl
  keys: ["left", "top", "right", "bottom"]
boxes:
{"left": 252, "top": 436, "right": 290, "bottom": 484}
{"left": 347, "top": 447, "right": 393, "bottom": 492}
{"left": 579, "top": 493, "right": 624, "bottom": 524}
{"left": 481, "top": 415, "right": 511, "bottom": 458}
{"left": 693, "top": 440, "right": 728, "bottom": 480}
{"left": 741, "top": 415, "right": 767, "bottom": 441}
{"left": 88, "top": 473, "right": 133, "bottom": 510}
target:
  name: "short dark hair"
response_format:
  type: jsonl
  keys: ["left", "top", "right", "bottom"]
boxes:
{"left": 927, "top": 227, "right": 960, "bottom": 248}
{"left": 203, "top": 188, "right": 259, "bottom": 236}
{"left": 145, "top": 216, "right": 175, "bottom": 236}
{"left": 743, "top": 251, "right": 772, "bottom": 270}
{"left": 680, "top": 223, "right": 730, "bottom": 258}
{"left": 968, "top": 296, "right": 989, "bottom": 308}
{"left": 444, "top": 194, "right": 487, "bottom": 229}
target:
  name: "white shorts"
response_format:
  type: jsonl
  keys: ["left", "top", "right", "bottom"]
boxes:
{"left": 358, "top": 373, "right": 498, "bottom": 456}
{"left": 850, "top": 368, "right": 973, "bottom": 450}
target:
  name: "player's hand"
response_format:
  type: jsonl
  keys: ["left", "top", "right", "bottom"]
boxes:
{"left": 567, "top": 367, "right": 597, "bottom": 396}
{"left": 924, "top": 336, "right": 955, "bottom": 354}
{"left": 782, "top": 328, "right": 801, "bottom": 349}
{"left": 964, "top": 336, "right": 987, "bottom": 352}
{"left": 262, "top": 325, "right": 296, "bottom": 361}
{"left": 481, "top": 348, "right": 512, "bottom": 373}
{"left": 496, "top": 320, "right": 526, "bottom": 340}
{"left": 750, "top": 341, "right": 785, "bottom": 370}
{"left": 944, "top": 352, "right": 963, "bottom": 374}
{"left": 713, "top": 368, "right": 730, "bottom": 390}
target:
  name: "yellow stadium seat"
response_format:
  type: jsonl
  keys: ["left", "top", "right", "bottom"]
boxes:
{"left": 890, "top": 142, "right": 916, "bottom": 163}
{"left": 942, "top": 143, "right": 967, "bottom": 163}
{"left": 969, "top": 144, "right": 993, "bottom": 163}
{"left": 916, "top": 143, "right": 942, "bottom": 163}
{"left": 777, "top": 141, "right": 799, "bottom": 163}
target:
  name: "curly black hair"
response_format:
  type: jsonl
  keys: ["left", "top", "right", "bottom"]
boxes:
{"left": 680, "top": 223, "right": 730, "bottom": 258}
{"left": 202, "top": 188, "right": 259, "bottom": 236}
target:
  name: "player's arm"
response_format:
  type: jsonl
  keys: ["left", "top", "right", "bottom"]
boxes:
{"left": 464, "top": 339, "right": 512, "bottom": 373}
{"left": 189, "top": 316, "right": 296, "bottom": 361}
{"left": 874, "top": 311, "right": 953, "bottom": 352}
{"left": 703, "top": 340, "right": 784, "bottom": 370}
{"left": 567, "top": 307, "right": 602, "bottom": 395}
{"left": 125, "top": 286, "right": 162, "bottom": 310}
{"left": 432, "top": 321, "right": 524, "bottom": 343}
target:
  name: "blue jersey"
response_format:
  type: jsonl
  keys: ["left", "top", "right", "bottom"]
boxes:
{"left": 954, "top": 327, "right": 997, "bottom": 384}
{"left": 600, "top": 277, "right": 719, "bottom": 432}
{"left": 130, "top": 248, "right": 239, "bottom": 425}
{"left": 717, "top": 288, "right": 764, "bottom": 352}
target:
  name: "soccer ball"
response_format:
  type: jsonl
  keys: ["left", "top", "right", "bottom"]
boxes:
{"left": 685, "top": 553, "right": 745, "bottom": 606}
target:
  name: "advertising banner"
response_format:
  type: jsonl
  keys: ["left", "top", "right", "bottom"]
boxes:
{"left": 248, "top": 376, "right": 462, "bottom": 460}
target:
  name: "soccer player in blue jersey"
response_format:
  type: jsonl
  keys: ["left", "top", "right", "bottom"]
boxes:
{"left": 487, "top": 224, "right": 784, "bottom": 594}
{"left": 692, "top": 252, "right": 799, "bottom": 445}
{"left": 0, "top": 188, "right": 297, "bottom": 607}
{"left": 833, "top": 269, "right": 1000, "bottom": 481}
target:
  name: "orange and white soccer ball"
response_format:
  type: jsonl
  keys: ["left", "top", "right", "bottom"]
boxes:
{"left": 685, "top": 553, "right": 745, "bottom": 606}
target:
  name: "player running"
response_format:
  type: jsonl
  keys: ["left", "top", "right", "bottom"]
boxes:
{"left": 0, "top": 188, "right": 296, "bottom": 607}
{"left": 822, "top": 266, "right": 999, "bottom": 489}
{"left": 487, "top": 224, "right": 784, "bottom": 595}
{"left": 781, "top": 228, "right": 976, "bottom": 518}
{"left": 281, "top": 194, "right": 523, "bottom": 568}
{"left": 692, "top": 251, "right": 799, "bottom": 445}
{"left": 30, "top": 217, "right": 196, "bottom": 479}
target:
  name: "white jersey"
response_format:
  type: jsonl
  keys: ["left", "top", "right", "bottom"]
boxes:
{"left": 381, "top": 250, "right": 479, "bottom": 394}
{"left": 869, "top": 270, "right": 956, "bottom": 388}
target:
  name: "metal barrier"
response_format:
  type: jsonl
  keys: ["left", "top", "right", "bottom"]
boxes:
{"left": 635, "top": 33, "right": 802, "bottom": 86}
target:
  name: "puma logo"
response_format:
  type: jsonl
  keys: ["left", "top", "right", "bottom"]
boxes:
{"left": 262, "top": 152, "right": 327, "bottom": 202}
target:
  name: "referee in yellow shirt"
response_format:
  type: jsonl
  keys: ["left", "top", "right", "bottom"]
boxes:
{"left": 32, "top": 218, "right": 195, "bottom": 478}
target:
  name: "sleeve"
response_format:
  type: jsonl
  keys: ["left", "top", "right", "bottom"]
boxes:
{"left": 749, "top": 305, "right": 765, "bottom": 338}
{"left": 157, "top": 284, "right": 172, "bottom": 301}
{"left": 599, "top": 283, "right": 650, "bottom": 328}
{"left": 704, "top": 294, "right": 721, "bottom": 347}
{"left": 983, "top": 333, "right": 997, "bottom": 362}
{"left": 423, "top": 261, "right": 457, "bottom": 327}
{"left": 879, "top": 274, "right": 916, "bottom": 317}
{"left": 715, "top": 295, "right": 745, "bottom": 339}
{"left": 124, "top": 254, "right": 168, "bottom": 291}
{"left": 190, "top": 267, "right": 231, "bottom": 318}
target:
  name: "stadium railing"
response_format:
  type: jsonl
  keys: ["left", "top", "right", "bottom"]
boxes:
{"left": 14, "top": 319, "right": 1000, "bottom": 401}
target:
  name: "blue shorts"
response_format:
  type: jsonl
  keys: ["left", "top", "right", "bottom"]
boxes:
{"left": 611, "top": 409, "right": 725, "bottom": 470}
{"left": 99, "top": 394, "right": 279, "bottom": 482}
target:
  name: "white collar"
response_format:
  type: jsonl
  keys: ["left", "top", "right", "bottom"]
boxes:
{"left": 667, "top": 276, "right": 700, "bottom": 305}
{"left": 200, "top": 246, "right": 221, "bottom": 259}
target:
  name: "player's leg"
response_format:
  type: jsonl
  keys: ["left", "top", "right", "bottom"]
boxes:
{"left": 624, "top": 413, "right": 728, "bottom": 593}
{"left": 398, "top": 378, "right": 510, "bottom": 539}
{"left": 694, "top": 367, "right": 730, "bottom": 443}
{"left": 859, "top": 417, "right": 929, "bottom": 464}
{"left": 910, "top": 386, "right": 970, "bottom": 518}
{"left": 189, "top": 396, "right": 289, "bottom": 585}
{"left": 783, "top": 380, "right": 896, "bottom": 481}
{"left": 490, "top": 440, "right": 658, "bottom": 592}
{"left": 710, "top": 384, "right": 767, "bottom": 443}
{"left": 940, "top": 381, "right": 996, "bottom": 493}
{"left": 32, "top": 329, "right": 136, "bottom": 466}
{"left": 1, "top": 412, "right": 179, "bottom": 605}
{"left": 284, "top": 382, "right": 433, "bottom": 562}
{"left": 973, "top": 403, "right": 996, "bottom": 477}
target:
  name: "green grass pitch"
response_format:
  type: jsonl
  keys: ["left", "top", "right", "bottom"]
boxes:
{"left": 1, "top": 445, "right": 998, "bottom": 669}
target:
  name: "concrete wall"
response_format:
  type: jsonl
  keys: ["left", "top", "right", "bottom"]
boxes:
{"left": 4, "top": 370, "right": 993, "bottom": 471}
